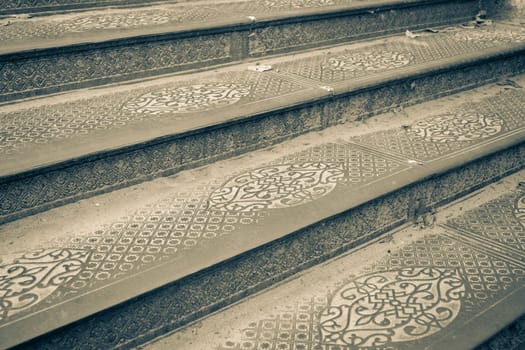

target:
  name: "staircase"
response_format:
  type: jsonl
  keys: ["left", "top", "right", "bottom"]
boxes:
{"left": 0, "top": 0, "right": 524, "bottom": 349}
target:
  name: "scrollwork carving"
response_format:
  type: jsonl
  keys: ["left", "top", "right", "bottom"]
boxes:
{"left": 0, "top": 248, "right": 89, "bottom": 321}
{"left": 319, "top": 267, "right": 465, "bottom": 347}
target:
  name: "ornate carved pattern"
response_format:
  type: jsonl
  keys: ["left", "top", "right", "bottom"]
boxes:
{"left": 0, "top": 100, "right": 323, "bottom": 221}
{"left": 0, "top": 71, "right": 300, "bottom": 155}
{"left": 452, "top": 28, "right": 525, "bottom": 46}
{"left": 261, "top": 0, "right": 335, "bottom": 8}
{"left": 319, "top": 267, "right": 465, "bottom": 347}
{"left": 62, "top": 187, "right": 268, "bottom": 292}
{"left": 61, "top": 13, "right": 170, "bottom": 31}
{"left": 368, "top": 233, "right": 525, "bottom": 302}
{"left": 446, "top": 191, "right": 525, "bottom": 252}
{"left": 0, "top": 0, "right": 130, "bottom": 11}
{"left": 0, "top": 6, "right": 223, "bottom": 40}
{"left": 0, "top": 248, "right": 89, "bottom": 321}
{"left": 208, "top": 143, "right": 404, "bottom": 213}
{"left": 350, "top": 89, "right": 525, "bottom": 161}
{"left": 0, "top": 34, "right": 232, "bottom": 98}
{"left": 0, "top": 177, "right": 277, "bottom": 323}
{"left": 0, "top": 188, "right": 266, "bottom": 322}
{"left": 219, "top": 297, "right": 328, "bottom": 350}
{"left": 406, "top": 113, "right": 503, "bottom": 143}
{"left": 249, "top": 3, "right": 477, "bottom": 56}
{"left": 275, "top": 40, "right": 425, "bottom": 81}
{"left": 326, "top": 51, "right": 412, "bottom": 72}
{"left": 122, "top": 83, "right": 252, "bottom": 115}
{"left": 273, "top": 25, "right": 525, "bottom": 82}
{"left": 0, "top": 141, "right": 404, "bottom": 321}
{"left": 221, "top": 225, "right": 525, "bottom": 350}
{"left": 208, "top": 162, "right": 345, "bottom": 212}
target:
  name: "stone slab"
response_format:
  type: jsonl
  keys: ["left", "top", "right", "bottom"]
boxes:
{"left": 140, "top": 170, "right": 525, "bottom": 350}
{"left": 0, "top": 0, "right": 479, "bottom": 102}
{"left": 1, "top": 79, "right": 525, "bottom": 348}
{"left": 2, "top": 23, "right": 525, "bottom": 224}
{"left": 0, "top": 0, "right": 175, "bottom": 16}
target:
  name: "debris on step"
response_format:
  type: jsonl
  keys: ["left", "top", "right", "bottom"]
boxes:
{"left": 405, "top": 29, "right": 419, "bottom": 39}
{"left": 320, "top": 85, "right": 334, "bottom": 93}
{"left": 248, "top": 64, "right": 272, "bottom": 72}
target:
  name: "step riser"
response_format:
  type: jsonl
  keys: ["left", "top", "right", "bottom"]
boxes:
{"left": 478, "top": 314, "right": 525, "bottom": 350}
{"left": 482, "top": 0, "right": 525, "bottom": 20}
{"left": 0, "top": 0, "right": 478, "bottom": 103}
{"left": 12, "top": 139, "right": 525, "bottom": 350}
{"left": 2, "top": 48, "right": 525, "bottom": 225}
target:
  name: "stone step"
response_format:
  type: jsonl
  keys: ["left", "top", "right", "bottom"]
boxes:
{"left": 139, "top": 169, "right": 525, "bottom": 350}
{"left": 2, "top": 22, "right": 525, "bottom": 225}
{"left": 0, "top": 0, "right": 481, "bottom": 102}
{"left": 0, "top": 0, "right": 177, "bottom": 16}
{"left": 1, "top": 75, "right": 524, "bottom": 349}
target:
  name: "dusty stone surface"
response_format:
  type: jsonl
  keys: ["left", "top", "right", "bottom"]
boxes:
{"left": 1, "top": 74, "right": 525, "bottom": 348}
{"left": 140, "top": 169, "right": 525, "bottom": 350}
{"left": 2, "top": 73, "right": 524, "bottom": 257}
{"left": 2, "top": 23, "right": 525, "bottom": 224}
{"left": 0, "top": 0, "right": 480, "bottom": 102}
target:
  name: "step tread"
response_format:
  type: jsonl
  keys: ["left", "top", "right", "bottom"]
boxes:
{"left": 140, "top": 169, "right": 525, "bottom": 350}
{"left": 0, "top": 0, "right": 435, "bottom": 55}
{"left": 1, "top": 74, "right": 525, "bottom": 348}
{"left": 2, "top": 22, "right": 525, "bottom": 178}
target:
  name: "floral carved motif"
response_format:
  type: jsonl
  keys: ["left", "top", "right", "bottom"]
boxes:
{"left": 452, "top": 28, "right": 525, "bottom": 45}
{"left": 208, "top": 162, "right": 345, "bottom": 212}
{"left": 407, "top": 113, "right": 503, "bottom": 143}
{"left": 319, "top": 267, "right": 466, "bottom": 347}
{"left": 262, "top": 0, "right": 335, "bottom": 8}
{"left": 123, "top": 83, "right": 251, "bottom": 115}
{"left": 0, "top": 248, "right": 89, "bottom": 321}
{"left": 62, "top": 13, "right": 170, "bottom": 31}
{"left": 326, "top": 51, "right": 413, "bottom": 72}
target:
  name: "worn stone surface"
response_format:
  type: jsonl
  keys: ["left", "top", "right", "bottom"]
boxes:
{"left": 140, "top": 171, "right": 525, "bottom": 350}
{"left": 0, "top": 0, "right": 481, "bottom": 102}
{"left": 0, "top": 0, "right": 350, "bottom": 15}
{"left": 0, "top": 33, "right": 234, "bottom": 102}
{"left": 0, "top": 0, "right": 161, "bottom": 14}
{"left": 248, "top": 0, "right": 478, "bottom": 56}
{"left": 2, "top": 24, "right": 525, "bottom": 224}
{"left": 1, "top": 78, "right": 525, "bottom": 349}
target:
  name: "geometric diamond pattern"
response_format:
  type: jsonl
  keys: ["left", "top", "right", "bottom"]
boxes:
{"left": 276, "top": 26, "right": 525, "bottom": 84}
{"left": 0, "top": 0, "right": 350, "bottom": 42}
{"left": 366, "top": 233, "right": 525, "bottom": 302}
{"left": 219, "top": 189, "right": 525, "bottom": 350}
{"left": 218, "top": 297, "right": 328, "bottom": 350}
{"left": 0, "top": 5, "right": 223, "bottom": 41}
{"left": 0, "top": 71, "right": 305, "bottom": 155}
{"left": 0, "top": 138, "right": 407, "bottom": 323}
{"left": 273, "top": 142, "right": 404, "bottom": 185}
{"left": 349, "top": 89, "right": 525, "bottom": 162}
{"left": 63, "top": 186, "right": 265, "bottom": 292}
{"left": 446, "top": 191, "right": 525, "bottom": 253}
